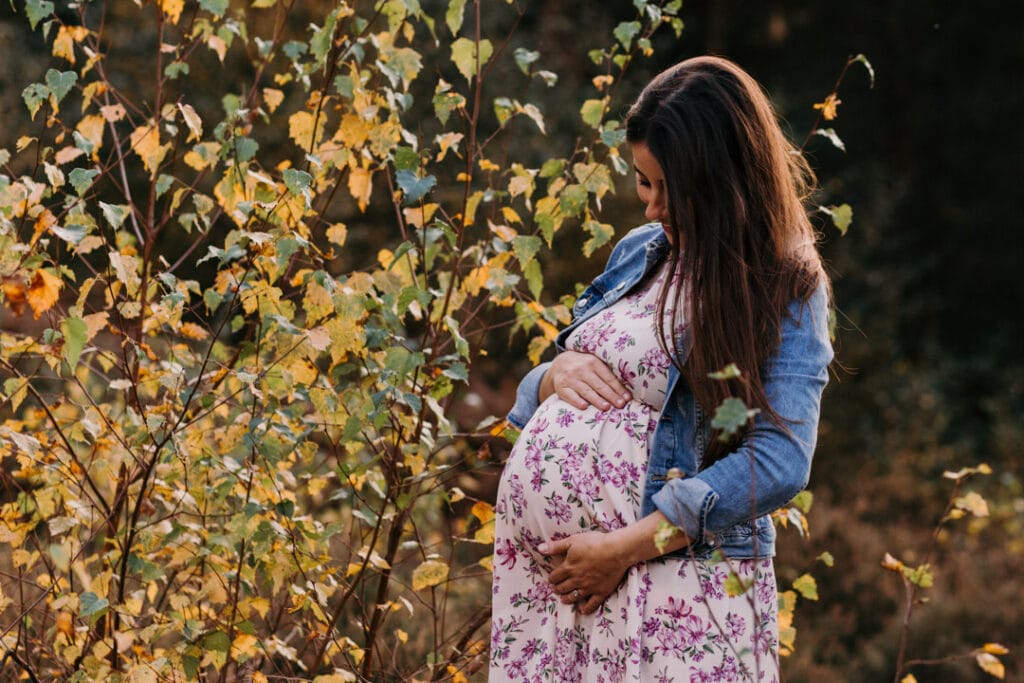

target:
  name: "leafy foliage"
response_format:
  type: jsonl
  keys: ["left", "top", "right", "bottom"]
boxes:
{"left": 0, "top": 0, "right": 681, "bottom": 679}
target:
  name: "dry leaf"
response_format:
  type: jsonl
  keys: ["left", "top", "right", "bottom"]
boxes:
{"left": 28, "top": 268, "right": 62, "bottom": 319}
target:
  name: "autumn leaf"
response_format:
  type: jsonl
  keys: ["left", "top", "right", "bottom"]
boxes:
{"left": 130, "top": 124, "right": 171, "bottom": 178}
{"left": 411, "top": 559, "right": 448, "bottom": 590}
{"left": 2, "top": 277, "right": 28, "bottom": 316}
{"left": 813, "top": 92, "right": 842, "bottom": 120}
{"left": 28, "top": 268, "right": 62, "bottom": 318}
{"left": 158, "top": 0, "right": 184, "bottom": 24}
{"left": 976, "top": 652, "right": 1006, "bottom": 679}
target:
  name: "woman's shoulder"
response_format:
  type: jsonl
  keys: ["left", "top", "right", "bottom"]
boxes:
{"left": 607, "top": 222, "right": 667, "bottom": 265}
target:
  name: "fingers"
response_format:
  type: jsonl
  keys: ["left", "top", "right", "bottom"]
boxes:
{"left": 550, "top": 351, "right": 632, "bottom": 410}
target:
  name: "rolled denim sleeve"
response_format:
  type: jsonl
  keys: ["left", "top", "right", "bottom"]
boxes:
{"left": 651, "top": 283, "right": 833, "bottom": 541}
{"left": 506, "top": 361, "right": 551, "bottom": 429}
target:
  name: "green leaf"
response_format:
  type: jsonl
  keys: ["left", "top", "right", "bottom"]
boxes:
{"left": 393, "top": 146, "right": 420, "bottom": 172}
{"left": 444, "top": 316, "right": 469, "bottom": 359}
{"left": 445, "top": 0, "right": 467, "bottom": 35}
{"left": 514, "top": 47, "right": 540, "bottom": 75}
{"left": 613, "top": 21, "right": 641, "bottom": 50}
{"left": 25, "top": 0, "right": 54, "bottom": 30}
{"left": 396, "top": 170, "right": 436, "bottom": 204}
{"left": 201, "top": 630, "right": 231, "bottom": 652}
{"left": 792, "top": 573, "right": 819, "bottom": 600}
{"left": 283, "top": 168, "right": 312, "bottom": 195}
{"left": 68, "top": 168, "right": 99, "bottom": 196}
{"left": 539, "top": 158, "right": 565, "bottom": 178}
{"left": 512, "top": 235, "right": 542, "bottom": 266}
{"left": 22, "top": 83, "right": 48, "bottom": 119}
{"left": 902, "top": 563, "right": 934, "bottom": 588}
{"left": 51, "top": 224, "right": 87, "bottom": 245}
{"left": 580, "top": 98, "right": 606, "bottom": 129}
{"left": 234, "top": 137, "right": 259, "bottom": 163}
{"left": 724, "top": 571, "right": 752, "bottom": 597}
{"left": 708, "top": 363, "right": 742, "bottom": 380}
{"left": 820, "top": 203, "right": 853, "bottom": 235}
{"left": 79, "top": 591, "right": 109, "bottom": 624}
{"left": 817, "top": 551, "right": 835, "bottom": 567}
{"left": 451, "top": 37, "right": 493, "bottom": 83}
{"left": 558, "top": 184, "right": 587, "bottom": 218}
{"left": 45, "top": 69, "right": 78, "bottom": 106}
{"left": 582, "top": 219, "right": 614, "bottom": 257}
{"left": 790, "top": 490, "right": 814, "bottom": 513}
{"left": 710, "top": 397, "right": 759, "bottom": 440}
{"left": 100, "top": 202, "right": 130, "bottom": 230}
{"left": 199, "top": 0, "right": 229, "bottom": 16}
{"left": 524, "top": 259, "right": 543, "bottom": 300}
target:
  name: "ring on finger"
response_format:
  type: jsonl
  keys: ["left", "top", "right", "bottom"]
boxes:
{"left": 571, "top": 588, "right": 581, "bottom": 601}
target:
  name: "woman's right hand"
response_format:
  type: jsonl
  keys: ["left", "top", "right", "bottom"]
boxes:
{"left": 540, "top": 350, "right": 632, "bottom": 411}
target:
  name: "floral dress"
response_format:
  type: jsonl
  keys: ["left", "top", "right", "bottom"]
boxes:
{"left": 490, "top": 260, "right": 779, "bottom": 683}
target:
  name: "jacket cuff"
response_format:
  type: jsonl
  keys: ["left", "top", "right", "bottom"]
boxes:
{"left": 651, "top": 476, "right": 719, "bottom": 544}
{"left": 505, "top": 362, "right": 551, "bottom": 429}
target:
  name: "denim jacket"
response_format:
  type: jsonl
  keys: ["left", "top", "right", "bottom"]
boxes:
{"left": 506, "top": 223, "right": 833, "bottom": 559}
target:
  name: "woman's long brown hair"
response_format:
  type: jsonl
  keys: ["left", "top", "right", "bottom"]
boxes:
{"left": 625, "top": 55, "right": 829, "bottom": 468}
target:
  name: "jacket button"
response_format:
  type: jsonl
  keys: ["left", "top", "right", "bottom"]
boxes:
{"left": 577, "top": 297, "right": 588, "bottom": 307}
{"left": 615, "top": 282, "right": 625, "bottom": 291}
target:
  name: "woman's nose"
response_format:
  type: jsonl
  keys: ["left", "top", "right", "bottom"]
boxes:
{"left": 645, "top": 196, "right": 666, "bottom": 223}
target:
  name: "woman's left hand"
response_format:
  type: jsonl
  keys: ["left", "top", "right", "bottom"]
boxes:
{"left": 540, "top": 530, "right": 631, "bottom": 616}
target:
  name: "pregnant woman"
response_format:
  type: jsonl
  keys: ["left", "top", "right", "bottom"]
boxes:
{"left": 489, "top": 56, "right": 834, "bottom": 682}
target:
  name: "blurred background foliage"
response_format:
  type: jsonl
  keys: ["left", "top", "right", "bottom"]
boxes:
{"left": 0, "top": 0, "right": 1020, "bottom": 680}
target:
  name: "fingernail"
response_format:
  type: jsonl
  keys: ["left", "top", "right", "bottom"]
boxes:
{"left": 537, "top": 543, "right": 549, "bottom": 553}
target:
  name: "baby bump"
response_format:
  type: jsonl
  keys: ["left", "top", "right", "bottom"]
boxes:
{"left": 495, "top": 396, "right": 654, "bottom": 554}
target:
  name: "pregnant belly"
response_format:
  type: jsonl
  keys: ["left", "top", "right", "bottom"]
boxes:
{"left": 495, "top": 396, "right": 655, "bottom": 557}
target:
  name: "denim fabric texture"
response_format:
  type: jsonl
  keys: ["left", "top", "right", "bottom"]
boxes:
{"left": 506, "top": 223, "right": 834, "bottom": 559}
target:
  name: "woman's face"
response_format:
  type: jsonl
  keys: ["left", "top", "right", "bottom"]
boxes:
{"left": 631, "top": 143, "right": 672, "bottom": 241}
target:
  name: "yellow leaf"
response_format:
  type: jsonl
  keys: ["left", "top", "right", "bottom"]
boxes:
{"left": 232, "top": 633, "right": 259, "bottom": 657}
{"left": 446, "top": 665, "right": 468, "bottom": 683}
{"left": 101, "top": 104, "right": 126, "bottom": 122}
{"left": 592, "top": 74, "right": 614, "bottom": 91}
{"left": 179, "top": 322, "right": 209, "bottom": 340}
{"left": 983, "top": 643, "right": 1010, "bottom": 656}
{"left": 289, "top": 110, "right": 325, "bottom": 152}
{"left": 158, "top": 0, "right": 184, "bottom": 24}
{"left": 403, "top": 203, "right": 438, "bottom": 229}
{"left": 479, "top": 158, "right": 500, "bottom": 172}
{"left": 326, "top": 222, "right": 347, "bottom": 247}
{"left": 177, "top": 103, "right": 203, "bottom": 143}
{"left": 881, "top": 552, "right": 904, "bottom": 572}
{"left": 900, "top": 675, "right": 918, "bottom": 683}
{"left": 411, "top": 559, "right": 449, "bottom": 591}
{"left": 28, "top": 268, "right": 62, "bottom": 319}
{"left": 76, "top": 114, "right": 106, "bottom": 157}
{"left": 954, "top": 491, "right": 989, "bottom": 517}
{"left": 471, "top": 501, "right": 494, "bottom": 524}
{"left": 473, "top": 520, "right": 495, "bottom": 544}
{"left": 479, "top": 555, "right": 493, "bottom": 572}
{"left": 263, "top": 88, "right": 285, "bottom": 114}
{"left": 314, "top": 674, "right": 357, "bottom": 683}
{"left": 813, "top": 93, "right": 842, "bottom": 121}
{"left": 348, "top": 166, "right": 373, "bottom": 212}
{"left": 395, "top": 628, "right": 408, "bottom": 644}
{"left": 976, "top": 652, "right": 1005, "bottom": 679}
{"left": 130, "top": 124, "right": 170, "bottom": 178}
{"left": 56, "top": 611, "right": 74, "bottom": 637}
{"left": 2, "top": 276, "right": 28, "bottom": 316}
{"left": 52, "top": 25, "right": 88, "bottom": 63}
{"left": 435, "top": 132, "right": 464, "bottom": 162}
{"left": 207, "top": 35, "right": 227, "bottom": 62}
